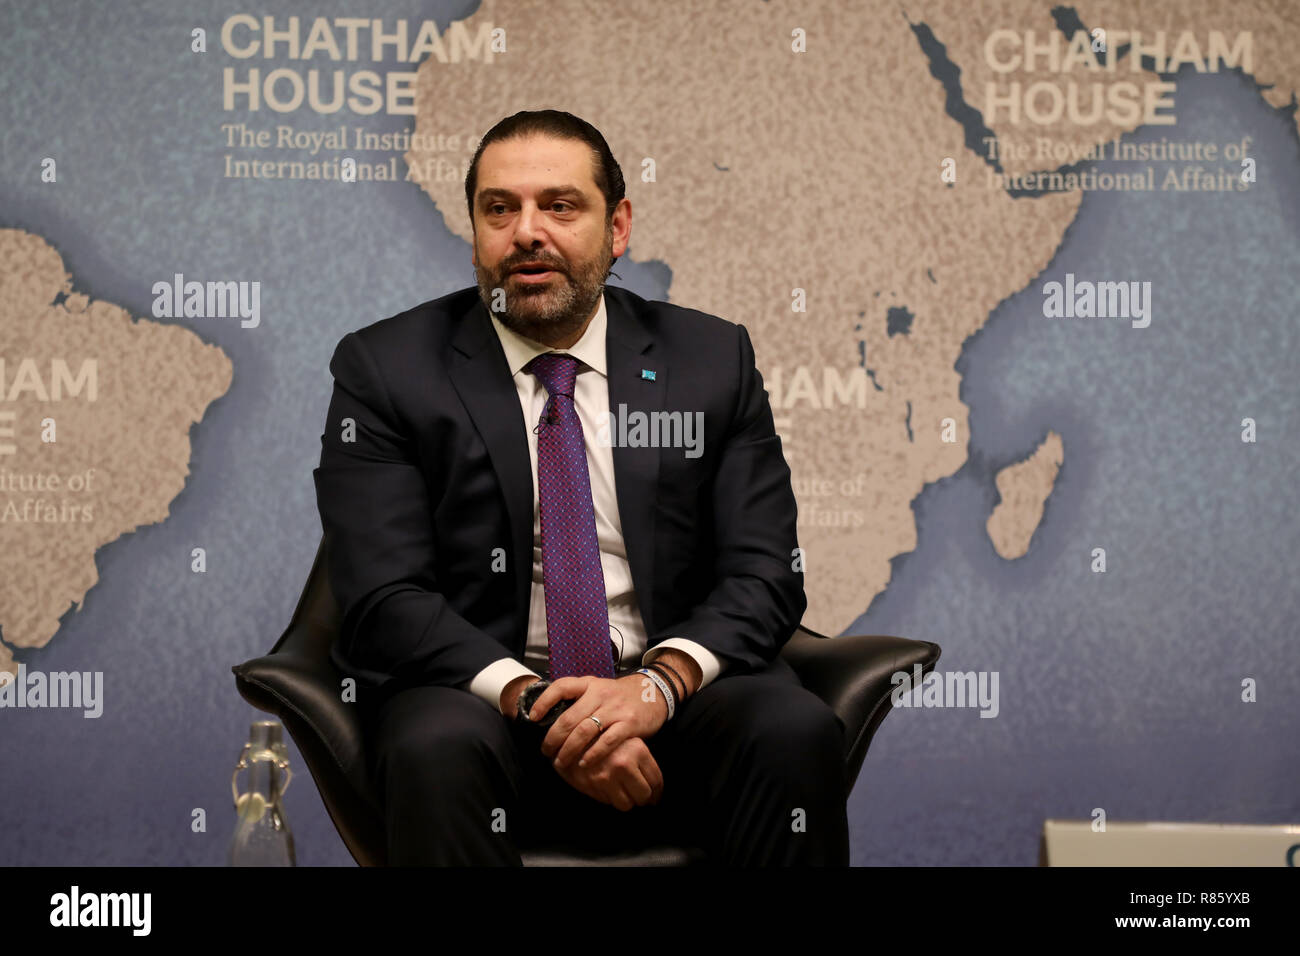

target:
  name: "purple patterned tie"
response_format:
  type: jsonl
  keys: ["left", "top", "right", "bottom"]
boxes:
{"left": 525, "top": 353, "right": 616, "bottom": 680}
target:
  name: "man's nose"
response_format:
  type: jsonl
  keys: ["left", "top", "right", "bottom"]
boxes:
{"left": 512, "top": 202, "right": 547, "bottom": 247}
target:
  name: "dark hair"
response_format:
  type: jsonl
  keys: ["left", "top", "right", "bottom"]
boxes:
{"left": 464, "top": 109, "right": 626, "bottom": 230}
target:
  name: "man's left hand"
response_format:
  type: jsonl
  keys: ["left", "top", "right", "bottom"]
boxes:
{"left": 532, "top": 674, "right": 669, "bottom": 770}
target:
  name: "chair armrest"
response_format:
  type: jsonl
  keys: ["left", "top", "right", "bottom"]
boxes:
{"left": 779, "top": 628, "right": 941, "bottom": 790}
{"left": 232, "top": 651, "right": 378, "bottom": 812}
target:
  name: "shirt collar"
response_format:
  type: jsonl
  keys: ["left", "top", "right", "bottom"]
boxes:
{"left": 489, "top": 292, "right": 607, "bottom": 379}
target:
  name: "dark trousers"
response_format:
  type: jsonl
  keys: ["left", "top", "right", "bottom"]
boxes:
{"left": 363, "top": 654, "right": 850, "bottom": 865}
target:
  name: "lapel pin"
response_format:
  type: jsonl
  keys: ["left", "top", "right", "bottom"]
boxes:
{"left": 641, "top": 369, "right": 656, "bottom": 381}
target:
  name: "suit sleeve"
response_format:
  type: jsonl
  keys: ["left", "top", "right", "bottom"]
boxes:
{"left": 312, "top": 331, "right": 515, "bottom": 691}
{"left": 649, "top": 323, "right": 807, "bottom": 675}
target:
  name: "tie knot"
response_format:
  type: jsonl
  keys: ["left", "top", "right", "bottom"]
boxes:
{"left": 525, "top": 352, "right": 579, "bottom": 398}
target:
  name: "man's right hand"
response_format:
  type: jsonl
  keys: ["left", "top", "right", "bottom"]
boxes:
{"left": 551, "top": 735, "right": 663, "bottom": 811}
{"left": 499, "top": 674, "right": 663, "bottom": 810}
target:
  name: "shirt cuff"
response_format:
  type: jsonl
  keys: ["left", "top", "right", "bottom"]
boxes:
{"left": 468, "top": 658, "right": 542, "bottom": 715}
{"left": 643, "top": 638, "right": 722, "bottom": 691}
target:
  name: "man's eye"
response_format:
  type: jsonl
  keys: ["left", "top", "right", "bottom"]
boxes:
{"left": 551, "top": 202, "right": 572, "bottom": 212}
{"left": 489, "top": 204, "right": 507, "bottom": 214}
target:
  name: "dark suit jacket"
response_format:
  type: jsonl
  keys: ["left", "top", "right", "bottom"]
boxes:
{"left": 312, "top": 284, "right": 805, "bottom": 696}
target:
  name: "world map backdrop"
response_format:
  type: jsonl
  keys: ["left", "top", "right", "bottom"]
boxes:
{"left": 1, "top": 0, "right": 1297, "bottom": 865}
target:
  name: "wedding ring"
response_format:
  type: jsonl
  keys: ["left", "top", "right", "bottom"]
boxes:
{"left": 588, "top": 715, "right": 604, "bottom": 733}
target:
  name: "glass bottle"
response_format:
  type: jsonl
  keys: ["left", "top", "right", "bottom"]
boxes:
{"left": 228, "top": 720, "right": 296, "bottom": 866}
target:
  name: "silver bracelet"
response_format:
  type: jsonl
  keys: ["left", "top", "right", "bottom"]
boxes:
{"left": 636, "top": 668, "right": 675, "bottom": 721}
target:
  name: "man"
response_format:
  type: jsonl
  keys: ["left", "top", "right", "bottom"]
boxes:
{"left": 313, "top": 109, "right": 849, "bottom": 865}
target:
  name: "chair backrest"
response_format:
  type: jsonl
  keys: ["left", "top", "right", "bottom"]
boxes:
{"left": 270, "top": 533, "right": 340, "bottom": 658}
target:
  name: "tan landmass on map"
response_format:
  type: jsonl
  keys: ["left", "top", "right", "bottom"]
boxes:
{"left": 403, "top": 0, "right": 1299, "bottom": 633}
{"left": 0, "top": 229, "right": 232, "bottom": 677}
{"left": 987, "top": 431, "right": 1064, "bottom": 559}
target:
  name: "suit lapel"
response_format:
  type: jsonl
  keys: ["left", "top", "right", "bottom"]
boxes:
{"left": 446, "top": 289, "right": 665, "bottom": 648}
{"left": 447, "top": 298, "right": 536, "bottom": 648}
{"left": 605, "top": 289, "right": 663, "bottom": 637}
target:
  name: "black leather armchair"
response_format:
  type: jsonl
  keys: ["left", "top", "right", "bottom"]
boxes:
{"left": 232, "top": 536, "right": 940, "bottom": 865}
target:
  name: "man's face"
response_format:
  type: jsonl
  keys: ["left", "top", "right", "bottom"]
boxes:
{"left": 471, "top": 133, "right": 629, "bottom": 346}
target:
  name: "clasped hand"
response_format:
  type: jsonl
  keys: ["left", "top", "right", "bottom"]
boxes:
{"left": 528, "top": 674, "right": 668, "bottom": 811}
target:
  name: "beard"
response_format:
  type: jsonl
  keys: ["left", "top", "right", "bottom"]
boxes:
{"left": 474, "top": 226, "right": 611, "bottom": 346}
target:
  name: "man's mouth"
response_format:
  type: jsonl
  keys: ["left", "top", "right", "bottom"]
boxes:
{"left": 511, "top": 263, "right": 561, "bottom": 283}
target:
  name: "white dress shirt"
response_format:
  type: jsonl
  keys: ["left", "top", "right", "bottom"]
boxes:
{"left": 466, "top": 292, "right": 723, "bottom": 712}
